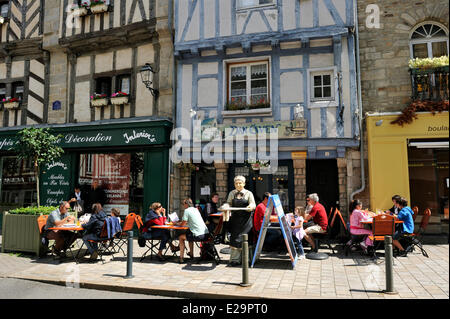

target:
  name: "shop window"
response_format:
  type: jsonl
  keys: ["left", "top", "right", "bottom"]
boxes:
{"left": 191, "top": 165, "right": 216, "bottom": 207}
{"left": 408, "top": 140, "right": 449, "bottom": 217}
{"left": 78, "top": 152, "right": 144, "bottom": 216}
{"left": 227, "top": 61, "right": 270, "bottom": 111}
{"left": 237, "top": 0, "right": 274, "bottom": 9}
{"left": 1, "top": 156, "right": 37, "bottom": 208}
{"left": 410, "top": 22, "right": 449, "bottom": 58}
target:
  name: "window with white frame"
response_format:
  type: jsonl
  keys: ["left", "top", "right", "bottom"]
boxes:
{"left": 237, "top": 0, "right": 274, "bottom": 9}
{"left": 309, "top": 69, "right": 335, "bottom": 103}
{"left": 228, "top": 61, "right": 270, "bottom": 111}
{"left": 409, "top": 22, "right": 449, "bottom": 59}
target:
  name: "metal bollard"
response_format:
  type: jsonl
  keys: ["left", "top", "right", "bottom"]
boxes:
{"left": 384, "top": 235, "right": 396, "bottom": 294}
{"left": 125, "top": 230, "right": 134, "bottom": 279}
{"left": 240, "top": 234, "right": 251, "bottom": 287}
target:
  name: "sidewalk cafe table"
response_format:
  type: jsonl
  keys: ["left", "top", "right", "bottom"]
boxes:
{"left": 48, "top": 225, "right": 84, "bottom": 261}
{"left": 143, "top": 224, "right": 189, "bottom": 259}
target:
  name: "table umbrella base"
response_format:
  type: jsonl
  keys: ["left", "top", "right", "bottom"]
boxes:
{"left": 306, "top": 252, "right": 329, "bottom": 260}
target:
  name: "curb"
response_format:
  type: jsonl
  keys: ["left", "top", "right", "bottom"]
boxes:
{"left": 5, "top": 273, "right": 291, "bottom": 299}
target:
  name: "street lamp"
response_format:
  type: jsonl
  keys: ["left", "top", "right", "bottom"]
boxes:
{"left": 140, "top": 63, "right": 159, "bottom": 98}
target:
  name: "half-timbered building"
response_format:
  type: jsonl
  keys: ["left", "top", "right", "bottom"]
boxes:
{"left": 0, "top": 0, "right": 174, "bottom": 216}
{"left": 173, "top": 0, "right": 362, "bottom": 215}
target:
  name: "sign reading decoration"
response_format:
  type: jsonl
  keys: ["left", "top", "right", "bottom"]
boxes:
{"left": 0, "top": 127, "right": 164, "bottom": 151}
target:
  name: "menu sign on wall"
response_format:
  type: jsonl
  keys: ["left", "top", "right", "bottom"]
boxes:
{"left": 40, "top": 155, "right": 72, "bottom": 207}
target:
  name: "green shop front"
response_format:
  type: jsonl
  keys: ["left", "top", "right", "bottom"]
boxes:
{"left": 0, "top": 118, "right": 172, "bottom": 219}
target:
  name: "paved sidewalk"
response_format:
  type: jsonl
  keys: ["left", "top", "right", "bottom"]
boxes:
{"left": 0, "top": 236, "right": 448, "bottom": 299}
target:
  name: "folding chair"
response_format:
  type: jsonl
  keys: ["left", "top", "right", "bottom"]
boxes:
{"left": 195, "top": 216, "right": 224, "bottom": 264}
{"left": 369, "top": 214, "right": 395, "bottom": 260}
{"left": 76, "top": 218, "right": 117, "bottom": 263}
{"left": 404, "top": 208, "right": 431, "bottom": 258}
{"left": 37, "top": 215, "right": 50, "bottom": 258}
{"left": 114, "top": 213, "right": 141, "bottom": 256}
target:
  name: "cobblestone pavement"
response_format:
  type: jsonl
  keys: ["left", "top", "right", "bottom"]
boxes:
{"left": 0, "top": 236, "right": 448, "bottom": 299}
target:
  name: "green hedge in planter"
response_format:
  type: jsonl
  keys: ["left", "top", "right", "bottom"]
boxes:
{"left": 8, "top": 206, "right": 57, "bottom": 216}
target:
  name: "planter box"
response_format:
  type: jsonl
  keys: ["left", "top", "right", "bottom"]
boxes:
{"left": 90, "top": 3, "right": 109, "bottom": 14}
{"left": 91, "top": 98, "right": 108, "bottom": 107}
{"left": 1, "top": 212, "right": 46, "bottom": 256}
{"left": 72, "top": 7, "right": 88, "bottom": 16}
{"left": 3, "top": 101, "right": 20, "bottom": 109}
{"left": 410, "top": 66, "right": 449, "bottom": 75}
{"left": 110, "top": 96, "right": 129, "bottom": 105}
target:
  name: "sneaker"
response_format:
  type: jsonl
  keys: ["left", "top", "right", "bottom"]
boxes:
{"left": 90, "top": 250, "right": 98, "bottom": 261}
{"left": 298, "top": 254, "right": 305, "bottom": 260}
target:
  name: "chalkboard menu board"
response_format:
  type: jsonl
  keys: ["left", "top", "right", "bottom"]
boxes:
{"left": 40, "top": 155, "right": 72, "bottom": 207}
{"left": 251, "top": 195, "right": 298, "bottom": 268}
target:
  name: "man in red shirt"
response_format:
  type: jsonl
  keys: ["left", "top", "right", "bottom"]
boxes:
{"left": 305, "top": 193, "right": 328, "bottom": 250}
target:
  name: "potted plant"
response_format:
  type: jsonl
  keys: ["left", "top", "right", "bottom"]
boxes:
{"left": 1, "top": 206, "right": 58, "bottom": 256}
{"left": 2, "top": 97, "right": 20, "bottom": 110}
{"left": 90, "top": 93, "right": 108, "bottom": 107}
{"left": 90, "top": 0, "right": 109, "bottom": 14}
{"left": 246, "top": 159, "right": 270, "bottom": 171}
{"left": 409, "top": 56, "right": 449, "bottom": 75}
{"left": 70, "top": 1, "right": 89, "bottom": 16}
{"left": 110, "top": 91, "right": 129, "bottom": 105}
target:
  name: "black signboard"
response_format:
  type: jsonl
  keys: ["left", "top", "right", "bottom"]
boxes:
{"left": 40, "top": 154, "right": 73, "bottom": 207}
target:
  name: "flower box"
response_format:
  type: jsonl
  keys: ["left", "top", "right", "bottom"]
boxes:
{"left": 90, "top": 3, "right": 109, "bottom": 14}
{"left": 3, "top": 101, "right": 20, "bottom": 109}
{"left": 72, "top": 7, "right": 88, "bottom": 16}
{"left": 110, "top": 96, "right": 129, "bottom": 105}
{"left": 91, "top": 98, "right": 108, "bottom": 107}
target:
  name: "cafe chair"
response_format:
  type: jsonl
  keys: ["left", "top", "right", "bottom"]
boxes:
{"left": 412, "top": 206, "right": 419, "bottom": 222}
{"left": 37, "top": 215, "right": 51, "bottom": 258}
{"left": 344, "top": 234, "right": 367, "bottom": 256}
{"left": 113, "top": 213, "right": 142, "bottom": 256}
{"left": 194, "top": 216, "right": 224, "bottom": 264}
{"left": 77, "top": 218, "right": 119, "bottom": 264}
{"left": 403, "top": 208, "right": 431, "bottom": 258}
{"left": 368, "top": 214, "right": 395, "bottom": 260}
{"left": 139, "top": 232, "right": 170, "bottom": 262}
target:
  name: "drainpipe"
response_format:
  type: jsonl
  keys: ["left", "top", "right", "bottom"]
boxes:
{"left": 350, "top": 0, "right": 366, "bottom": 203}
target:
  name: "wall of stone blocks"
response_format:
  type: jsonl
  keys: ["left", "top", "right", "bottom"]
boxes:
{"left": 357, "top": 0, "right": 449, "bottom": 114}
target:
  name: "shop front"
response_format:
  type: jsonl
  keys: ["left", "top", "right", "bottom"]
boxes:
{"left": 0, "top": 118, "right": 172, "bottom": 217}
{"left": 366, "top": 112, "right": 449, "bottom": 233}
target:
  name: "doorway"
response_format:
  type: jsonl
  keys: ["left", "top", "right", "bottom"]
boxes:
{"left": 306, "top": 159, "right": 339, "bottom": 214}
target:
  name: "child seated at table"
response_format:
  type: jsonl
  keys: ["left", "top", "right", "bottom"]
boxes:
{"left": 348, "top": 199, "right": 373, "bottom": 253}
{"left": 289, "top": 207, "right": 309, "bottom": 259}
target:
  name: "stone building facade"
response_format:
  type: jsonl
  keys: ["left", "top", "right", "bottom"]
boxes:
{"left": 357, "top": 0, "right": 449, "bottom": 233}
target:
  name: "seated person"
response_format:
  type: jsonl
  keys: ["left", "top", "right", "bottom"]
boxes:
{"left": 81, "top": 203, "right": 107, "bottom": 261}
{"left": 205, "top": 193, "right": 220, "bottom": 232}
{"left": 290, "top": 206, "right": 307, "bottom": 259}
{"left": 387, "top": 195, "right": 402, "bottom": 215}
{"left": 141, "top": 202, "right": 178, "bottom": 261}
{"left": 175, "top": 198, "right": 209, "bottom": 263}
{"left": 392, "top": 197, "right": 415, "bottom": 257}
{"left": 304, "top": 193, "right": 328, "bottom": 251}
{"left": 348, "top": 199, "right": 373, "bottom": 253}
{"left": 44, "top": 201, "right": 77, "bottom": 257}
{"left": 253, "top": 192, "right": 281, "bottom": 250}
